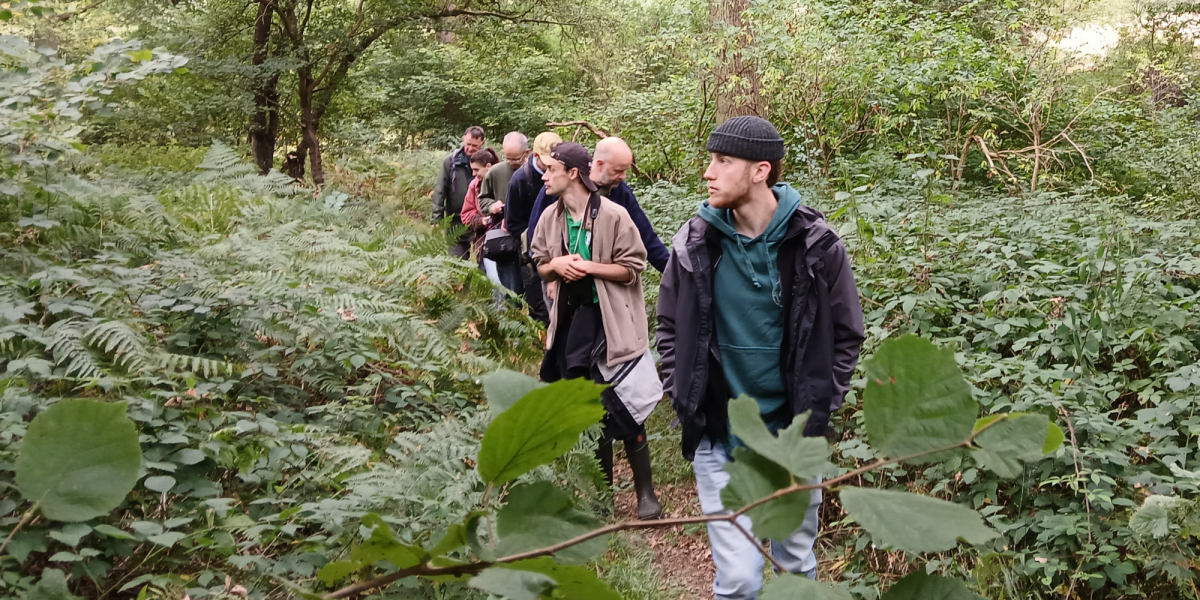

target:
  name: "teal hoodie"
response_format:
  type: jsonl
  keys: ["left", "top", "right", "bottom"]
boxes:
{"left": 697, "top": 183, "right": 803, "bottom": 439}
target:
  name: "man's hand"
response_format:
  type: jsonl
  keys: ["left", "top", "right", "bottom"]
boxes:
{"left": 489, "top": 202, "right": 504, "bottom": 215}
{"left": 550, "top": 254, "right": 588, "bottom": 281}
{"left": 546, "top": 280, "right": 557, "bottom": 302}
{"left": 574, "top": 260, "right": 632, "bottom": 283}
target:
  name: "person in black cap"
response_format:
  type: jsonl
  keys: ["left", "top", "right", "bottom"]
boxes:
{"left": 530, "top": 142, "right": 664, "bottom": 520}
{"left": 656, "top": 116, "right": 865, "bottom": 599}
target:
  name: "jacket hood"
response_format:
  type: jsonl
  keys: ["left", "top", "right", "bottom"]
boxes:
{"left": 695, "top": 184, "right": 803, "bottom": 291}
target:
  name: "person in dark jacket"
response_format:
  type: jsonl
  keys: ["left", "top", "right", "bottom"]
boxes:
{"left": 527, "top": 137, "right": 670, "bottom": 273}
{"left": 656, "top": 116, "right": 865, "bottom": 600}
{"left": 432, "top": 126, "right": 486, "bottom": 258}
{"left": 501, "top": 131, "right": 561, "bottom": 323}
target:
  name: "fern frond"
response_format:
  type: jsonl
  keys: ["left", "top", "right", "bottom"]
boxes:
{"left": 85, "top": 319, "right": 152, "bottom": 373}
{"left": 48, "top": 321, "right": 103, "bottom": 379}
{"left": 157, "top": 352, "right": 238, "bottom": 379}
{"left": 196, "top": 142, "right": 255, "bottom": 179}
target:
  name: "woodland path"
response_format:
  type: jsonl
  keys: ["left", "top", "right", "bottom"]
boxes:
{"left": 611, "top": 457, "right": 714, "bottom": 597}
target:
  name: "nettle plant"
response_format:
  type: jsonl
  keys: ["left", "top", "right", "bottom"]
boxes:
{"left": 8, "top": 335, "right": 1063, "bottom": 599}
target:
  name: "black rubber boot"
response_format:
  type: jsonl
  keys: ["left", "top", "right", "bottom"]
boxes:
{"left": 626, "top": 436, "right": 662, "bottom": 520}
{"left": 596, "top": 435, "right": 614, "bottom": 486}
{"left": 595, "top": 439, "right": 614, "bottom": 518}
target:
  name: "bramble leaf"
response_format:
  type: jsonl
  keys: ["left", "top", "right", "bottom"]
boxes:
{"left": 840, "top": 487, "right": 998, "bottom": 552}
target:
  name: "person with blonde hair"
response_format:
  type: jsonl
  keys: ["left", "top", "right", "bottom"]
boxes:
{"left": 499, "top": 131, "right": 562, "bottom": 322}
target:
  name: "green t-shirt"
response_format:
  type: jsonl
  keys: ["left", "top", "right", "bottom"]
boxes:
{"left": 566, "top": 213, "right": 599, "bottom": 303}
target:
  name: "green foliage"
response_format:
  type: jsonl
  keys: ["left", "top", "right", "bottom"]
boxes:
{"left": 727, "top": 397, "right": 833, "bottom": 479}
{"left": 496, "top": 482, "right": 608, "bottom": 564}
{"left": 9, "top": 0, "right": 1200, "bottom": 594}
{"left": 839, "top": 488, "right": 998, "bottom": 553}
{"left": 26, "top": 569, "right": 81, "bottom": 600}
{"left": 719, "top": 448, "right": 812, "bottom": 540}
{"left": 478, "top": 378, "right": 605, "bottom": 485}
{"left": 760, "top": 574, "right": 852, "bottom": 600}
{"left": 15, "top": 400, "right": 141, "bottom": 522}
{"left": 862, "top": 335, "right": 977, "bottom": 461}
{"left": 971, "top": 413, "right": 1063, "bottom": 478}
{"left": 880, "top": 570, "right": 984, "bottom": 600}
{"left": 481, "top": 369, "right": 546, "bottom": 418}
{"left": 472, "top": 557, "right": 621, "bottom": 600}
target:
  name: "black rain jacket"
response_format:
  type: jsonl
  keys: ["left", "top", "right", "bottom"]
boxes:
{"left": 656, "top": 205, "right": 866, "bottom": 460}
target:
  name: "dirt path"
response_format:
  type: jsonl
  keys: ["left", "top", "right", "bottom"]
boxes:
{"left": 612, "top": 463, "right": 714, "bottom": 598}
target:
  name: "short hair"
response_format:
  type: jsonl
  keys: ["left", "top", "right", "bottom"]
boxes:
{"left": 470, "top": 148, "right": 499, "bottom": 166}
{"left": 766, "top": 160, "right": 782, "bottom": 187}
{"left": 503, "top": 131, "right": 529, "bottom": 151}
{"left": 465, "top": 126, "right": 485, "bottom": 140}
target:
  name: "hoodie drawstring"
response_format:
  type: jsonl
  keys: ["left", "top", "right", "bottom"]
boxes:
{"left": 734, "top": 235, "right": 762, "bottom": 289}
{"left": 766, "top": 243, "right": 782, "bottom": 307}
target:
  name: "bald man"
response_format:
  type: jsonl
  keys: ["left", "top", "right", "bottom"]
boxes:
{"left": 478, "top": 131, "right": 528, "bottom": 217}
{"left": 526, "top": 137, "right": 670, "bottom": 272}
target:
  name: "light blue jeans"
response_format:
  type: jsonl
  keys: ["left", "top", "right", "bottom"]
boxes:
{"left": 693, "top": 437, "right": 822, "bottom": 600}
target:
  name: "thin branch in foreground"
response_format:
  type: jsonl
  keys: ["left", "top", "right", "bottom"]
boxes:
{"left": 325, "top": 416, "right": 1014, "bottom": 599}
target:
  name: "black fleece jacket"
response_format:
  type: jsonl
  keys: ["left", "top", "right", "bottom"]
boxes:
{"left": 656, "top": 205, "right": 866, "bottom": 460}
{"left": 503, "top": 156, "right": 544, "bottom": 239}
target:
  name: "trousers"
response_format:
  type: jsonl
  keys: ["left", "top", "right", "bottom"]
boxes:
{"left": 692, "top": 437, "right": 822, "bottom": 600}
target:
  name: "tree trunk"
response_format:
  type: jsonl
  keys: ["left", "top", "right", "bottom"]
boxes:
{"left": 248, "top": 0, "right": 280, "bottom": 174}
{"left": 298, "top": 66, "right": 325, "bottom": 186}
{"left": 709, "top": 0, "right": 765, "bottom": 123}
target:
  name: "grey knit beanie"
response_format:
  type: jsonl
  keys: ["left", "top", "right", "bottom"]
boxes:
{"left": 706, "top": 116, "right": 785, "bottom": 162}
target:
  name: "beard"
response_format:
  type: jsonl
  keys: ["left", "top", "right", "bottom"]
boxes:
{"left": 706, "top": 166, "right": 755, "bottom": 209}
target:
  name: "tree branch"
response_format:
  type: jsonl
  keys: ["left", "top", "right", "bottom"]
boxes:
{"left": 324, "top": 415, "right": 1014, "bottom": 599}
{"left": 546, "top": 121, "right": 648, "bottom": 179}
{"left": 54, "top": 0, "right": 105, "bottom": 21}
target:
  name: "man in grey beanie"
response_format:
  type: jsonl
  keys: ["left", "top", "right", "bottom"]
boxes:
{"left": 656, "top": 116, "right": 865, "bottom": 599}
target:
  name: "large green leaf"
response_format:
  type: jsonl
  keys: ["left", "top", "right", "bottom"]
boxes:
{"left": 482, "top": 369, "right": 545, "bottom": 419}
{"left": 880, "top": 571, "right": 984, "bottom": 600}
{"left": 760, "top": 574, "right": 853, "bottom": 600}
{"left": 720, "top": 448, "right": 811, "bottom": 540}
{"left": 500, "top": 557, "right": 621, "bottom": 600}
{"left": 469, "top": 567, "right": 556, "bottom": 600}
{"left": 27, "top": 569, "right": 81, "bottom": 600}
{"left": 839, "top": 487, "right": 998, "bottom": 553}
{"left": 972, "top": 413, "right": 1063, "bottom": 478}
{"left": 728, "top": 397, "right": 833, "bottom": 480}
{"left": 15, "top": 400, "right": 141, "bottom": 522}
{"left": 496, "top": 481, "right": 608, "bottom": 564}
{"left": 862, "top": 335, "right": 977, "bottom": 461}
{"left": 478, "top": 378, "right": 605, "bottom": 485}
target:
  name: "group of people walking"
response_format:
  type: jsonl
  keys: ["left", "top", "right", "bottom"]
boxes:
{"left": 431, "top": 117, "right": 866, "bottom": 600}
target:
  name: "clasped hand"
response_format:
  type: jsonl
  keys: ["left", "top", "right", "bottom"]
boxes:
{"left": 549, "top": 254, "right": 595, "bottom": 282}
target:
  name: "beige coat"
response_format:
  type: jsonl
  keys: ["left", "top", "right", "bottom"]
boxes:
{"left": 531, "top": 194, "right": 649, "bottom": 367}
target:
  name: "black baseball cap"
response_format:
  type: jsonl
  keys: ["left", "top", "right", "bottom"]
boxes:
{"left": 550, "top": 142, "right": 598, "bottom": 192}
